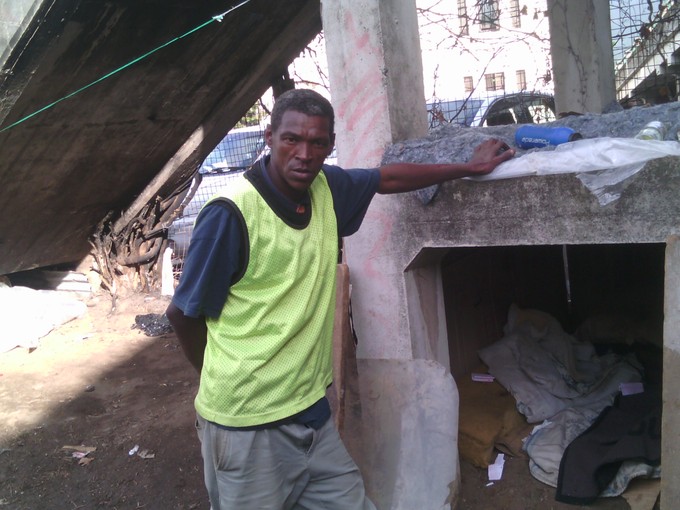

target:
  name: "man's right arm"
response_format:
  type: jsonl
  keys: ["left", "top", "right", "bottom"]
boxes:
{"left": 165, "top": 201, "right": 246, "bottom": 374}
{"left": 166, "top": 302, "right": 207, "bottom": 374}
{"left": 377, "top": 138, "right": 513, "bottom": 194}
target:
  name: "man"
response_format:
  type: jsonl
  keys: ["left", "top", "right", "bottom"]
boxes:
{"left": 166, "top": 88, "right": 514, "bottom": 509}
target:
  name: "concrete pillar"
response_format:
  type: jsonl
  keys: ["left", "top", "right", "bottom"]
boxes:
{"left": 662, "top": 235, "right": 680, "bottom": 508}
{"left": 321, "top": 2, "right": 463, "bottom": 508}
{"left": 322, "top": 0, "right": 428, "bottom": 362}
{"left": 321, "top": 0, "right": 427, "bottom": 168}
{"left": 546, "top": 0, "right": 617, "bottom": 114}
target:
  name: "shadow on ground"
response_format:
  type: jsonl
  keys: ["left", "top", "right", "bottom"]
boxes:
{"left": 0, "top": 293, "right": 207, "bottom": 509}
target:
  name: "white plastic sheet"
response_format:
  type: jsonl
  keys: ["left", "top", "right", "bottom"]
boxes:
{"left": 0, "top": 285, "right": 87, "bottom": 352}
{"left": 468, "top": 137, "right": 680, "bottom": 205}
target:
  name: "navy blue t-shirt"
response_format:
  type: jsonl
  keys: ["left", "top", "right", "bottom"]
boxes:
{"left": 173, "top": 156, "right": 380, "bottom": 319}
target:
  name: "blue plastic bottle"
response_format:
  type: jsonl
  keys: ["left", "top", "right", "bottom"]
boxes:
{"left": 514, "top": 125, "right": 582, "bottom": 149}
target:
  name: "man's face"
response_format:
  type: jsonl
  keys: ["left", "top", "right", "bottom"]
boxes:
{"left": 265, "top": 110, "right": 335, "bottom": 202}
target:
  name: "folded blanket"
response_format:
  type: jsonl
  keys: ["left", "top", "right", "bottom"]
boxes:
{"left": 457, "top": 364, "right": 531, "bottom": 468}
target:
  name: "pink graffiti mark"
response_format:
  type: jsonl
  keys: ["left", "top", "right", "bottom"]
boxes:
{"left": 343, "top": 11, "right": 370, "bottom": 50}
{"left": 338, "top": 82, "right": 384, "bottom": 164}
{"left": 336, "top": 65, "right": 386, "bottom": 164}
{"left": 362, "top": 145, "right": 386, "bottom": 164}
{"left": 337, "top": 12, "right": 399, "bottom": 341}
{"left": 364, "top": 307, "right": 393, "bottom": 340}
{"left": 347, "top": 105, "right": 387, "bottom": 163}
{"left": 343, "top": 73, "right": 383, "bottom": 130}
{"left": 336, "top": 11, "right": 385, "bottom": 128}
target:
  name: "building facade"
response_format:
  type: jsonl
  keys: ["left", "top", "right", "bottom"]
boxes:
{"left": 418, "top": 0, "right": 554, "bottom": 103}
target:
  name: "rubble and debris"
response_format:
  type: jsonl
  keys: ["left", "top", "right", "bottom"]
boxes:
{"left": 62, "top": 445, "right": 96, "bottom": 466}
{"left": 62, "top": 445, "right": 96, "bottom": 454}
{"left": 137, "top": 449, "right": 155, "bottom": 459}
{"left": 488, "top": 453, "right": 506, "bottom": 481}
{"left": 128, "top": 444, "right": 155, "bottom": 459}
{"left": 133, "top": 313, "right": 173, "bottom": 336}
{"left": 384, "top": 102, "right": 680, "bottom": 206}
{"left": 8, "top": 270, "right": 92, "bottom": 296}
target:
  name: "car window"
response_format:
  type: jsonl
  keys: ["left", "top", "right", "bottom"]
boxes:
{"left": 527, "top": 102, "right": 556, "bottom": 124}
{"left": 480, "top": 95, "right": 556, "bottom": 127}
{"left": 201, "top": 130, "right": 266, "bottom": 173}
{"left": 484, "top": 108, "right": 517, "bottom": 126}
{"left": 169, "top": 127, "right": 268, "bottom": 260}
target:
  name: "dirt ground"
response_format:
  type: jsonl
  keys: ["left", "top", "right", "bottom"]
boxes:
{"left": 0, "top": 291, "right": 207, "bottom": 510}
{"left": 0, "top": 290, "right": 648, "bottom": 509}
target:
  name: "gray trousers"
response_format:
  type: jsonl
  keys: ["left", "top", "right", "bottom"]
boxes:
{"left": 196, "top": 414, "right": 376, "bottom": 510}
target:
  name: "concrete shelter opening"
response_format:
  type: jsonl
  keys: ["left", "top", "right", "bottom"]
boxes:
{"left": 439, "top": 243, "right": 664, "bottom": 378}
{"left": 402, "top": 242, "right": 665, "bottom": 498}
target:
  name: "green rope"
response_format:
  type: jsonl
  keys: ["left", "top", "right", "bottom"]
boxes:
{"left": 0, "top": 0, "right": 251, "bottom": 133}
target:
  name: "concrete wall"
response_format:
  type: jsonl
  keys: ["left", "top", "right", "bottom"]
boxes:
{"left": 350, "top": 359, "right": 461, "bottom": 510}
{"left": 322, "top": 2, "right": 464, "bottom": 508}
{"left": 0, "top": 0, "right": 323, "bottom": 275}
{"left": 351, "top": 156, "right": 680, "bottom": 360}
{"left": 349, "top": 154, "right": 680, "bottom": 508}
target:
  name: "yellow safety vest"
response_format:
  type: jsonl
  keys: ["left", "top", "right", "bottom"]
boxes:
{"left": 195, "top": 172, "right": 338, "bottom": 427}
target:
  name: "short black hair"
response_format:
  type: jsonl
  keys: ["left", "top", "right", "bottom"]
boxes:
{"left": 271, "top": 89, "right": 335, "bottom": 135}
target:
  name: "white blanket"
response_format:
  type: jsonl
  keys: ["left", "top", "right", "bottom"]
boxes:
{"left": 478, "top": 304, "right": 641, "bottom": 424}
{"left": 478, "top": 304, "right": 650, "bottom": 493}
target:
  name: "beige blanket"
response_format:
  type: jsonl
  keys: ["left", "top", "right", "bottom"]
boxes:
{"left": 457, "top": 364, "right": 531, "bottom": 468}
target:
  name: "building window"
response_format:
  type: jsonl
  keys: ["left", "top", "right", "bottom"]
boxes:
{"left": 477, "top": 0, "right": 499, "bottom": 31}
{"left": 464, "top": 76, "right": 474, "bottom": 93}
{"left": 516, "top": 69, "right": 526, "bottom": 90}
{"left": 510, "top": 0, "right": 521, "bottom": 28}
{"left": 485, "top": 72, "right": 505, "bottom": 91}
{"left": 458, "top": 0, "right": 469, "bottom": 36}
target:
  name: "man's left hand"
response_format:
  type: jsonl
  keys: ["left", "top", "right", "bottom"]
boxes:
{"left": 467, "top": 138, "right": 515, "bottom": 176}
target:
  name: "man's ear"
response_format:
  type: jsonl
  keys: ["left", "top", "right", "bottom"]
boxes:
{"left": 328, "top": 132, "right": 336, "bottom": 156}
{"left": 265, "top": 124, "right": 273, "bottom": 147}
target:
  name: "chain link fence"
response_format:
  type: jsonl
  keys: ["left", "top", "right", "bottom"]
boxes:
{"left": 611, "top": 0, "right": 679, "bottom": 107}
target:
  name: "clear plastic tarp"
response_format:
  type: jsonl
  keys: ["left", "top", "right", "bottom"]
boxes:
{"left": 468, "top": 138, "right": 680, "bottom": 205}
